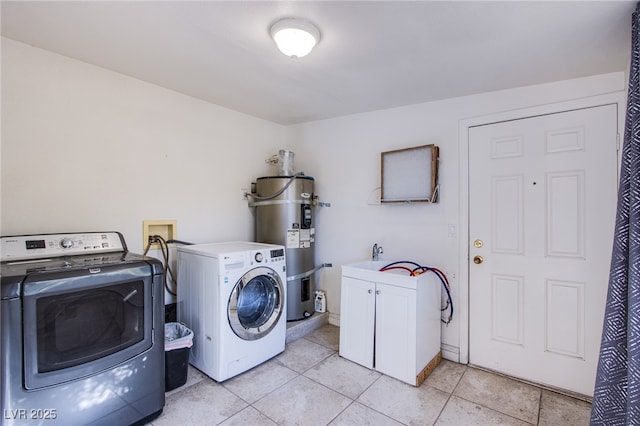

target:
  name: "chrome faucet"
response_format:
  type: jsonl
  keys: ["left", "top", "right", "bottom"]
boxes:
{"left": 372, "top": 243, "right": 384, "bottom": 261}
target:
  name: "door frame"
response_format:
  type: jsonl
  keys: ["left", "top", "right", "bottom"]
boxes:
{"left": 457, "top": 92, "right": 625, "bottom": 364}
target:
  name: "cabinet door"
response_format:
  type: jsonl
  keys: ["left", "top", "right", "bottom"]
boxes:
{"left": 339, "top": 276, "right": 375, "bottom": 368}
{"left": 375, "top": 283, "right": 416, "bottom": 385}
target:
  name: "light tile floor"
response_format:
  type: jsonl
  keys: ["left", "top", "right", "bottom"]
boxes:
{"left": 150, "top": 325, "right": 592, "bottom": 426}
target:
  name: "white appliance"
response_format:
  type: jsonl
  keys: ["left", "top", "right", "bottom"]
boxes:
{"left": 177, "top": 241, "right": 286, "bottom": 381}
{"left": 1, "top": 232, "right": 165, "bottom": 425}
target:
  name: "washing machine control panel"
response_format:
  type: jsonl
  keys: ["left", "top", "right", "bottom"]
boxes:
{"left": 252, "top": 248, "right": 285, "bottom": 264}
{"left": 1, "top": 232, "right": 126, "bottom": 261}
{"left": 270, "top": 248, "right": 285, "bottom": 260}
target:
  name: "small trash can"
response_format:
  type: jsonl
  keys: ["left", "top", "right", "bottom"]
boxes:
{"left": 164, "top": 322, "right": 193, "bottom": 391}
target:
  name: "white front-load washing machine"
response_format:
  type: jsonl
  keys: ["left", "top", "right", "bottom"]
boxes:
{"left": 176, "top": 241, "right": 286, "bottom": 382}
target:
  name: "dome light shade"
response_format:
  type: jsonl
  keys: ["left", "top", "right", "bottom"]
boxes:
{"left": 270, "top": 18, "right": 320, "bottom": 58}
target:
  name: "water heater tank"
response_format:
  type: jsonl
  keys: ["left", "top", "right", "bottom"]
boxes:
{"left": 253, "top": 175, "right": 315, "bottom": 320}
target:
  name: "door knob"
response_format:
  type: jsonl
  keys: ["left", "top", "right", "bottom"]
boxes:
{"left": 473, "top": 255, "right": 484, "bottom": 264}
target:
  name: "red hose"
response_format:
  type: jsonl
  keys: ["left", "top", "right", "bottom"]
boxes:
{"left": 378, "top": 266, "right": 414, "bottom": 275}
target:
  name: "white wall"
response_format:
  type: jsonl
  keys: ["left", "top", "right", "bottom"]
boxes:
{"left": 288, "top": 72, "right": 626, "bottom": 360}
{"left": 1, "top": 37, "right": 626, "bottom": 361}
{"left": 1, "top": 38, "right": 286, "bottom": 255}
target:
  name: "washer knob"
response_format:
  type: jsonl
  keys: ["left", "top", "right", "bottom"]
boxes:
{"left": 255, "top": 252, "right": 264, "bottom": 263}
{"left": 60, "top": 238, "right": 73, "bottom": 249}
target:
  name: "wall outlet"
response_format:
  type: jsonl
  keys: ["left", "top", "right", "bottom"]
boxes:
{"left": 241, "top": 188, "right": 249, "bottom": 200}
{"left": 143, "top": 219, "right": 177, "bottom": 250}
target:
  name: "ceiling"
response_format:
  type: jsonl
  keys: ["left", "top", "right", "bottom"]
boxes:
{"left": 1, "top": 1, "right": 635, "bottom": 125}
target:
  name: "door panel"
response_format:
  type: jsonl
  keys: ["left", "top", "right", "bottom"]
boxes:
{"left": 492, "top": 175, "right": 524, "bottom": 253}
{"left": 339, "top": 276, "right": 375, "bottom": 368}
{"left": 545, "top": 279, "right": 584, "bottom": 358}
{"left": 375, "top": 283, "right": 416, "bottom": 384}
{"left": 469, "top": 104, "right": 618, "bottom": 396}
{"left": 491, "top": 274, "right": 524, "bottom": 345}
{"left": 546, "top": 171, "right": 585, "bottom": 257}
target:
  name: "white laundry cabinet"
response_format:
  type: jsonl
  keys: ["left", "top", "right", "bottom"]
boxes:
{"left": 339, "top": 263, "right": 442, "bottom": 386}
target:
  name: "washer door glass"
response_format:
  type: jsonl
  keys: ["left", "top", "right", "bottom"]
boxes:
{"left": 228, "top": 267, "right": 284, "bottom": 340}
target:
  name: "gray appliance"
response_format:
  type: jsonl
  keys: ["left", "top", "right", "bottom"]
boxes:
{"left": 1, "top": 232, "right": 165, "bottom": 425}
{"left": 252, "top": 175, "right": 316, "bottom": 320}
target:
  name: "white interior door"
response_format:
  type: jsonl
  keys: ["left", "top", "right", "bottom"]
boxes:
{"left": 468, "top": 104, "right": 618, "bottom": 396}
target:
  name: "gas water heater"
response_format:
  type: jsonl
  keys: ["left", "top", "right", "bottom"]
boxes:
{"left": 250, "top": 150, "right": 318, "bottom": 320}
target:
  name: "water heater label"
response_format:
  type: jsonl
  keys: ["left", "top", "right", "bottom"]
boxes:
{"left": 286, "top": 230, "right": 300, "bottom": 248}
{"left": 301, "top": 229, "right": 311, "bottom": 248}
{"left": 287, "top": 228, "right": 315, "bottom": 249}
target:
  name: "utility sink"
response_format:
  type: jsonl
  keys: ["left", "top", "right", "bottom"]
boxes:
{"left": 340, "top": 259, "right": 442, "bottom": 386}
{"left": 342, "top": 260, "right": 423, "bottom": 289}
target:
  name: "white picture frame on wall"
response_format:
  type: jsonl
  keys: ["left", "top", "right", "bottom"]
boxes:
{"left": 381, "top": 144, "right": 439, "bottom": 203}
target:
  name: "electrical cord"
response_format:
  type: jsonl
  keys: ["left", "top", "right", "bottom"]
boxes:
{"left": 143, "top": 235, "right": 178, "bottom": 296}
{"left": 166, "top": 239, "right": 194, "bottom": 246}
{"left": 379, "top": 261, "right": 454, "bottom": 325}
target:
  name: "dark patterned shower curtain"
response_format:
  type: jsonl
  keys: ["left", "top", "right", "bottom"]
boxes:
{"left": 590, "top": 3, "right": 640, "bottom": 425}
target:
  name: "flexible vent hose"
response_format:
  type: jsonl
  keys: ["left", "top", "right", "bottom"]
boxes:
{"left": 247, "top": 172, "right": 306, "bottom": 201}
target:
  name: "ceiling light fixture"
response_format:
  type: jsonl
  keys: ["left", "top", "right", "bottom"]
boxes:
{"left": 270, "top": 18, "right": 320, "bottom": 59}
